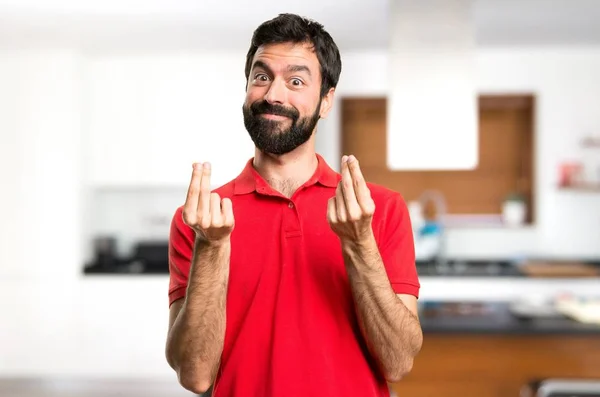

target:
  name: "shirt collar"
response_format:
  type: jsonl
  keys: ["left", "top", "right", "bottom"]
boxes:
{"left": 233, "top": 153, "right": 339, "bottom": 195}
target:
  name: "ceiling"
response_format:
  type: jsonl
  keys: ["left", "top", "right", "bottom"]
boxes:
{"left": 1, "top": 0, "right": 600, "bottom": 52}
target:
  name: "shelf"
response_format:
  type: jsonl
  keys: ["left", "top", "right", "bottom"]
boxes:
{"left": 581, "top": 137, "right": 600, "bottom": 148}
{"left": 558, "top": 183, "right": 600, "bottom": 192}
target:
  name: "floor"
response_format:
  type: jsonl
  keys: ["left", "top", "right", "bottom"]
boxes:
{"left": 0, "top": 378, "right": 201, "bottom": 397}
{"left": 0, "top": 378, "right": 397, "bottom": 397}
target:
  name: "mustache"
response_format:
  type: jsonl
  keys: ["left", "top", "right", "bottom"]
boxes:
{"left": 250, "top": 101, "right": 299, "bottom": 120}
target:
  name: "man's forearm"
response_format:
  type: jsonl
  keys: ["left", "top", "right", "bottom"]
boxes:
{"left": 166, "top": 238, "right": 230, "bottom": 392}
{"left": 342, "top": 234, "right": 423, "bottom": 382}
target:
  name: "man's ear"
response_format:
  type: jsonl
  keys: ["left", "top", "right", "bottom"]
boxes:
{"left": 319, "top": 87, "right": 336, "bottom": 119}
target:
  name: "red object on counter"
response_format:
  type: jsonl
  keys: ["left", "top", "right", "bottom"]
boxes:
{"left": 559, "top": 162, "right": 583, "bottom": 186}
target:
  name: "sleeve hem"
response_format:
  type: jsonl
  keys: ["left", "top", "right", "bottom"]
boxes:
{"left": 169, "top": 285, "right": 187, "bottom": 307}
{"left": 391, "top": 282, "right": 420, "bottom": 298}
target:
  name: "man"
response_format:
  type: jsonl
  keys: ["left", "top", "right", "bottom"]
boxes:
{"left": 165, "top": 13, "right": 422, "bottom": 397}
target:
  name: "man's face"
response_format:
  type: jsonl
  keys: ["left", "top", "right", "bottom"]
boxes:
{"left": 242, "top": 42, "right": 333, "bottom": 155}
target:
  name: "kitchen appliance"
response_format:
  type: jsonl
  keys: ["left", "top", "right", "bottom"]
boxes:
{"left": 129, "top": 241, "right": 169, "bottom": 273}
{"left": 92, "top": 235, "right": 118, "bottom": 269}
{"left": 534, "top": 379, "right": 600, "bottom": 397}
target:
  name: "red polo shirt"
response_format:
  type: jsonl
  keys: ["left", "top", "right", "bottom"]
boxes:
{"left": 168, "top": 154, "right": 419, "bottom": 397}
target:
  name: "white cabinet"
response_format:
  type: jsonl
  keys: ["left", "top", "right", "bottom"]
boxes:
{"left": 0, "top": 278, "right": 176, "bottom": 378}
{"left": 75, "top": 277, "right": 174, "bottom": 377}
{"left": 0, "top": 50, "right": 83, "bottom": 279}
{"left": 85, "top": 53, "right": 255, "bottom": 188}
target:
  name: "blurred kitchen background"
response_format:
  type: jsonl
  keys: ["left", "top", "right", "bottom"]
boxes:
{"left": 1, "top": 0, "right": 600, "bottom": 396}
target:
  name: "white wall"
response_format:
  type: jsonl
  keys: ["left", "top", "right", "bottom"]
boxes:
{"left": 0, "top": 50, "right": 174, "bottom": 379}
{"left": 83, "top": 53, "right": 254, "bottom": 188}
{"left": 0, "top": 49, "right": 95, "bottom": 375}
{"left": 0, "top": 46, "right": 599, "bottom": 379}
{"left": 0, "top": 49, "right": 84, "bottom": 280}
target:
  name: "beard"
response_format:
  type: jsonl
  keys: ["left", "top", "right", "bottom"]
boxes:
{"left": 242, "top": 99, "right": 321, "bottom": 155}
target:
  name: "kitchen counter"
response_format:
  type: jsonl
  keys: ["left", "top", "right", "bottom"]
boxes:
{"left": 85, "top": 257, "right": 600, "bottom": 278}
{"left": 419, "top": 301, "right": 600, "bottom": 335}
{"left": 391, "top": 318, "right": 600, "bottom": 397}
{"left": 415, "top": 258, "right": 600, "bottom": 277}
{"left": 416, "top": 259, "right": 522, "bottom": 277}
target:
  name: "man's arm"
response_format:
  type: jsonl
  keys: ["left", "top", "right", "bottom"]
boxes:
{"left": 166, "top": 238, "right": 230, "bottom": 394}
{"left": 327, "top": 155, "right": 422, "bottom": 383}
{"left": 165, "top": 162, "right": 234, "bottom": 394}
{"left": 342, "top": 237, "right": 422, "bottom": 382}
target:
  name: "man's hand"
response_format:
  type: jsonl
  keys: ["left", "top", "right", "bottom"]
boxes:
{"left": 167, "top": 162, "right": 234, "bottom": 395}
{"left": 327, "top": 155, "right": 376, "bottom": 244}
{"left": 183, "top": 162, "right": 234, "bottom": 243}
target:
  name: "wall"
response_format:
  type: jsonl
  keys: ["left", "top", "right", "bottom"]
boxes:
{"left": 83, "top": 52, "right": 254, "bottom": 188}
{"left": 0, "top": 49, "right": 84, "bottom": 280}
{"left": 88, "top": 47, "right": 600, "bottom": 259}
{"left": 319, "top": 47, "right": 600, "bottom": 259}
{"left": 0, "top": 49, "right": 92, "bottom": 374}
{"left": 1, "top": 46, "right": 599, "bottom": 379}
{"left": 0, "top": 50, "right": 174, "bottom": 379}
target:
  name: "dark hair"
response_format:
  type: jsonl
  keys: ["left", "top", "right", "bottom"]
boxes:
{"left": 245, "top": 13, "right": 342, "bottom": 98}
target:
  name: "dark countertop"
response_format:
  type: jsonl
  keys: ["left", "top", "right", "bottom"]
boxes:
{"left": 415, "top": 258, "right": 600, "bottom": 277}
{"left": 83, "top": 264, "right": 168, "bottom": 274}
{"left": 85, "top": 258, "right": 600, "bottom": 277}
{"left": 84, "top": 239, "right": 600, "bottom": 278}
{"left": 416, "top": 259, "right": 522, "bottom": 277}
{"left": 419, "top": 301, "right": 600, "bottom": 335}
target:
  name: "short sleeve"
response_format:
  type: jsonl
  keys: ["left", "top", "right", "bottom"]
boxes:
{"left": 377, "top": 193, "right": 420, "bottom": 298}
{"left": 168, "top": 206, "right": 195, "bottom": 307}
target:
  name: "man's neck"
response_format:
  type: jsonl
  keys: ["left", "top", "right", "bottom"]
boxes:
{"left": 252, "top": 141, "right": 319, "bottom": 198}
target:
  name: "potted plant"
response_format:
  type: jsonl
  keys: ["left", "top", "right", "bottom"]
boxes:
{"left": 502, "top": 192, "right": 527, "bottom": 226}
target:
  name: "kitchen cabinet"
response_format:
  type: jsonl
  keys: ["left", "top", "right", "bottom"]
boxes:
{"left": 341, "top": 96, "right": 535, "bottom": 223}
{"left": 391, "top": 334, "right": 600, "bottom": 397}
{"left": 84, "top": 54, "right": 254, "bottom": 188}
{"left": 0, "top": 277, "right": 175, "bottom": 378}
{"left": 74, "top": 277, "right": 173, "bottom": 376}
{"left": 390, "top": 302, "right": 600, "bottom": 397}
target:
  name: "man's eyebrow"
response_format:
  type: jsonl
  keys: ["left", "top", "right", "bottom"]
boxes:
{"left": 287, "top": 64, "right": 311, "bottom": 76}
{"left": 251, "top": 60, "right": 271, "bottom": 73}
{"left": 251, "top": 60, "right": 312, "bottom": 77}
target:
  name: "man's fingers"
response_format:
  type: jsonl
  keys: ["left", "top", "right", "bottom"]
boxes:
{"left": 210, "top": 192, "right": 222, "bottom": 226}
{"left": 221, "top": 198, "right": 234, "bottom": 226}
{"left": 340, "top": 155, "right": 354, "bottom": 201}
{"left": 347, "top": 155, "right": 374, "bottom": 215}
{"left": 335, "top": 184, "right": 347, "bottom": 222}
{"left": 198, "top": 162, "right": 212, "bottom": 220}
{"left": 181, "top": 162, "right": 234, "bottom": 241}
{"left": 183, "top": 162, "right": 202, "bottom": 224}
{"left": 341, "top": 155, "right": 361, "bottom": 218}
{"left": 327, "top": 197, "right": 338, "bottom": 225}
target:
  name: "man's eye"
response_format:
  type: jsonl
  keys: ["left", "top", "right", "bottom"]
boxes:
{"left": 291, "top": 78, "right": 303, "bottom": 86}
{"left": 255, "top": 74, "right": 269, "bottom": 81}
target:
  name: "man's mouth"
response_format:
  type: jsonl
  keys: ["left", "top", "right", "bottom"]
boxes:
{"left": 260, "top": 113, "right": 290, "bottom": 120}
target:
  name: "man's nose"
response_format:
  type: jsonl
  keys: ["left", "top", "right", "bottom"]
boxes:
{"left": 264, "top": 79, "right": 287, "bottom": 105}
